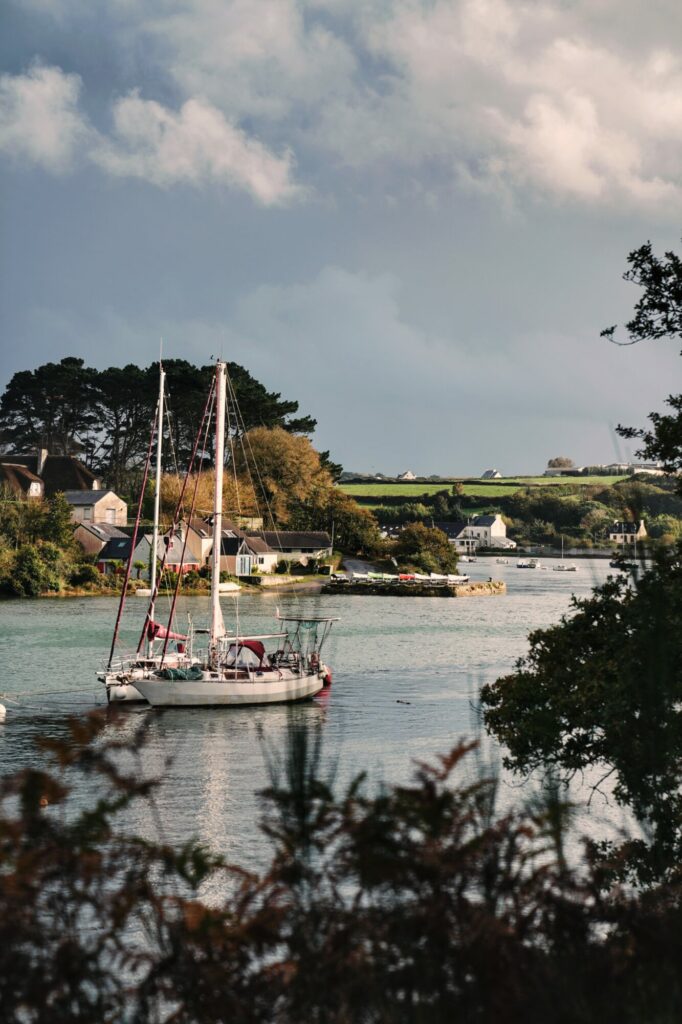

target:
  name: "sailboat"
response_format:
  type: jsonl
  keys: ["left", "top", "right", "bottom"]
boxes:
{"left": 131, "top": 361, "right": 337, "bottom": 708}
{"left": 98, "top": 363, "right": 198, "bottom": 704}
{"left": 553, "top": 536, "right": 578, "bottom": 572}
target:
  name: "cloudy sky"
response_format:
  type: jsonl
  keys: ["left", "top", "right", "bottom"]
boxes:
{"left": 1, "top": 0, "right": 681, "bottom": 475}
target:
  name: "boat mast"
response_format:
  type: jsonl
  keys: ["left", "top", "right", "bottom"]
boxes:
{"left": 209, "top": 361, "right": 226, "bottom": 663}
{"left": 148, "top": 362, "right": 165, "bottom": 655}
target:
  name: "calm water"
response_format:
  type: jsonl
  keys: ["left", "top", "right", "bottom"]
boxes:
{"left": 0, "top": 558, "right": 629, "bottom": 872}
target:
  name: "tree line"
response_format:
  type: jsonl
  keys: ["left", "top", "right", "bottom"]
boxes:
{"left": 0, "top": 357, "right": 324, "bottom": 492}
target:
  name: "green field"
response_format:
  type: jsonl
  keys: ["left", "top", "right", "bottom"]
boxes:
{"left": 339, "top": 476, "right": 627, "bottom": 499}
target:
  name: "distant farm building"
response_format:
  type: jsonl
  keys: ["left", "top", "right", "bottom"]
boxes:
{"left": 481, "top": 469, "right": 502, "bottom": 479}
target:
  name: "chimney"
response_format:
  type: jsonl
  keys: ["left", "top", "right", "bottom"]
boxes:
{"left": 37, "top": 448, "right": 48, "bottom": 476}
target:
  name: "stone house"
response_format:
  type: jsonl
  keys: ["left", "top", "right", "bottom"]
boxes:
{"left": 65, "top": 489, "right": 127, "bottom": 526}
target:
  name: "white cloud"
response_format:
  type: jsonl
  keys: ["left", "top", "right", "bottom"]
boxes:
{"left": 91, "top": 93, "right": 302, "bottom": 204}
{"left": 0, "top": 62, "right": 88, "bottom": 171}
{"left": 142, "top": 0, "right": 357, "bottom": 121}
{"left": 6, "top": 1, "right": 682, "bottom": 210}
{"left": 0, "top": 62, "right": 302, "bottom": 204}
{"left": 124, "top": 0, "right": 682, "bottom": 210}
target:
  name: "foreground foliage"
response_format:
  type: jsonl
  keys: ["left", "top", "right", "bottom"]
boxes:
{"left": 3, "top": 715, "right": 682, "bottom": 1023}
{"left": 482, "top": 544, "right": 682, "bottom": 883}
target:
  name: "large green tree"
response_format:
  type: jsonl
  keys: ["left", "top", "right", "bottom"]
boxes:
{"left": 0, "top": 357, "right": 98, "bottom": 455}
{"left": 393, "top": 522, "right": 459, "bottom": 574}
{"left": 0, "top": 358, "right": 326, "bottom": 492}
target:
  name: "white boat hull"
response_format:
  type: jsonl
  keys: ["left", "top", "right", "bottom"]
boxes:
{"left": 135, "top": 670, "right": 324, "bottom": 707}
{"left": 100, "top": 657, "right": 201, "bottom": 704}
{"left": 106, "top": 681, "right": 146, "bottom": 704}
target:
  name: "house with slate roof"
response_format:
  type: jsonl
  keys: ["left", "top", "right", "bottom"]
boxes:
{"left": 173, "top": 517, "right": 215, "bottom": 567}
{"left": 609, "top": 520, "right": 647, "bottom": 545}
{"left": 73, "top": 521, "right": 129, "bottom": 557}
{"left": 96, "top": 536, "right": 133, "bottom": 573}
{"left": 433, "top": 514, "right": 515, "bottom": 553}
{"left": 64, "top": 489, "right": 127, "bottom": 526}
{"left": 97, "top": 532, "right": 202, "bottom": 577}
{"left": 248, "top": 530, "right": 332, "bottom": 566}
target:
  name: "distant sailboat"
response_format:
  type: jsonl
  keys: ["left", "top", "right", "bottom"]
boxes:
{"left": 553, "top": 536, "right": 578, "bottom": 572}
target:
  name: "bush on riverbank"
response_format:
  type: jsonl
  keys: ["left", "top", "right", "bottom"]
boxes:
{"left": 0, "top": 540, "right": 112, "bottom": 597}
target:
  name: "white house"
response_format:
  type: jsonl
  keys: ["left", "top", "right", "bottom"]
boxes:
{"left": 249, "top": 531, "right": 333, "bottom": 566}
{"left": 543, "top": 466, "right": 584, "bottom": 477}
{"left": 481, "top": 469, "right": 502, "bottom": 479}
{"left": 609, "top": 520, "right": 647, "bottom": 545}
{"left": 434, "top": 514, "right": 515, "bottom": 552}
{"left": 397, "top": 470, "right": 417, "bottom": 481}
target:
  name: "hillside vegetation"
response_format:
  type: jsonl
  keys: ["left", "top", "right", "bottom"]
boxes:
{"left": 340, "top": 475, "right": 682, "bottom": 548}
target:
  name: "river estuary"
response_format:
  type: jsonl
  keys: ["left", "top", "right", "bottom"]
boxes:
{"left": 0, "top": 557, "right": 631, "bottom": 875}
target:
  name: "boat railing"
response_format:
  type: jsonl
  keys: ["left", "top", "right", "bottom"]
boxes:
{"left": 102, "top": 656, "right": 126, "bottom": 674}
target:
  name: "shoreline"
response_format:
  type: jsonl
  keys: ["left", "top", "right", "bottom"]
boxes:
{"left": 2, "top": 579, "right": 327, "bottom": 601}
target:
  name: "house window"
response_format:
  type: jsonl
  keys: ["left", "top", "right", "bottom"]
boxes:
{"left": 83, "top": 507, "right": 93, "bottom": 520}
{"left": 258, "top": 557, "right": 265, "bottom": 564}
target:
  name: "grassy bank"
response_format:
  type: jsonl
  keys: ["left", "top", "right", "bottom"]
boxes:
{"left": 339, "top": 476, "right": 628, "bottom": 499}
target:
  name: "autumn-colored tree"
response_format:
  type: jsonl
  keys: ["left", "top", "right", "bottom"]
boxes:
{"left": 233, "top": 427, "right": 332, "bottom": 524}
{"left": 159, "top": 470, "right": 258, "bottom": 524}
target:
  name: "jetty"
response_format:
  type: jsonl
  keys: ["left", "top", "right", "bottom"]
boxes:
{"left": 322, "top": 579, "right": 505, "bottom": 598}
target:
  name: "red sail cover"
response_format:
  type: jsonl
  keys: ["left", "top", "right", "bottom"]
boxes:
{"left": 147, "top": 620, "right": 187, "bottom": 641}
{"left": 239, "top": 640, "right": 266, "bottom": 661}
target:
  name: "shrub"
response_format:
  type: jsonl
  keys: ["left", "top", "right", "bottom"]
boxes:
{"left": 68, "top": 563, "right": 102, "bottom": 588}
{"left": 9, "top": 545, "right": 49, "bottom": 597}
